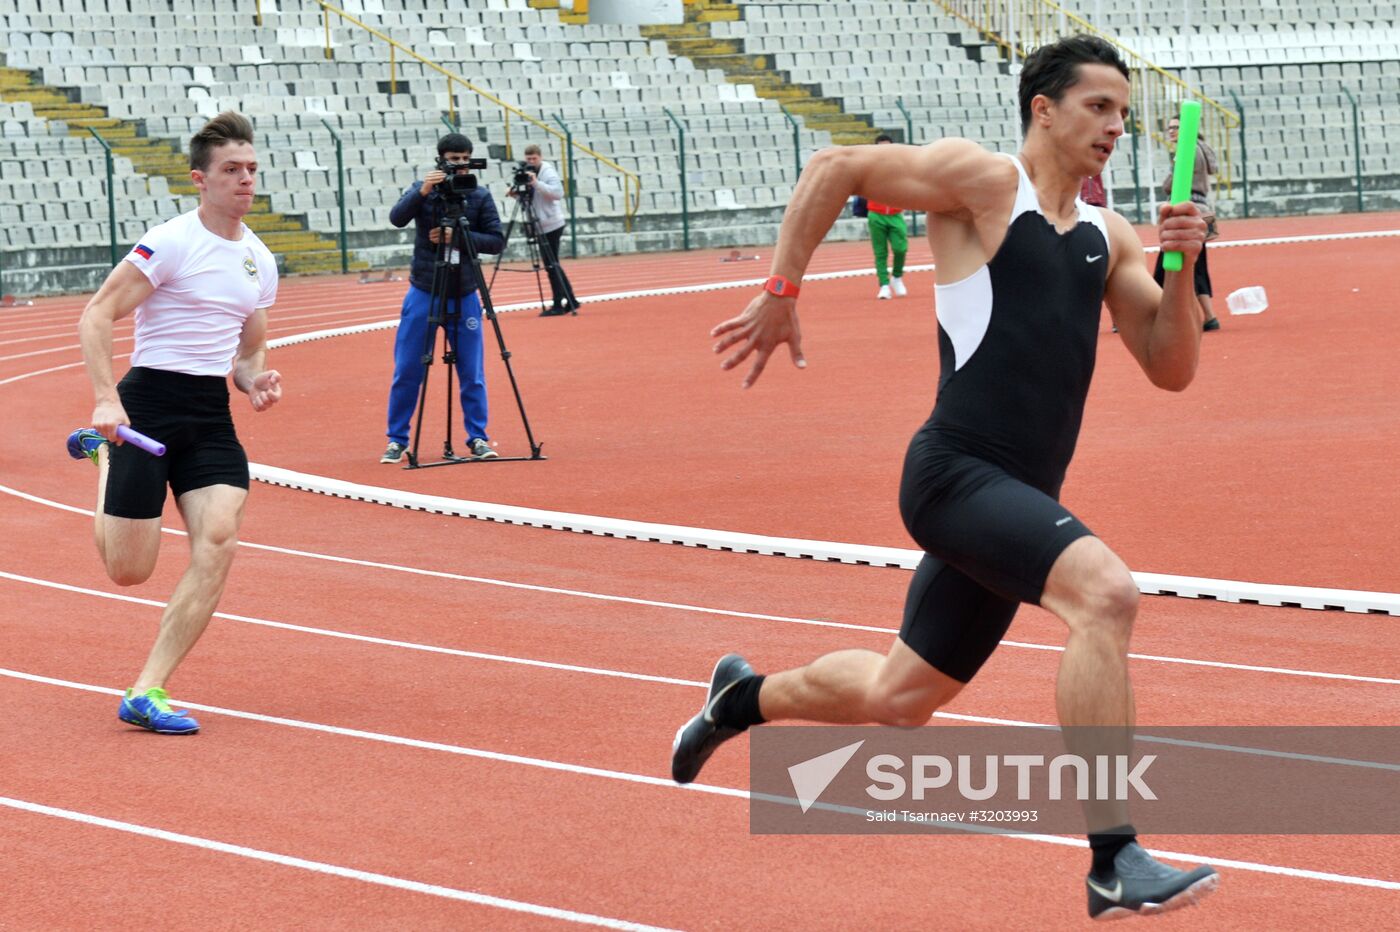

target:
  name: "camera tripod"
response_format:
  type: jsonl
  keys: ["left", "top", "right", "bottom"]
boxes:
{"left": 489, "top": 184, "right": 579, "bottom": 317}
{"left": 405, "top": 187, "right": 545, "bottom": 468}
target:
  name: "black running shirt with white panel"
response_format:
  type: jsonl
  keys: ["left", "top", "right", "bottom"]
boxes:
{"left": 928, "top": 154, "right": 1110, "bottom": 495}
{"left": 891, "top": 156, "right": 1110, "bottom": 679}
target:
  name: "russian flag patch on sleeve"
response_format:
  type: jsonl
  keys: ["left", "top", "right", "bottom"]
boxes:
{"left": 134, "top": 244, "right": 153, "bottom": 260}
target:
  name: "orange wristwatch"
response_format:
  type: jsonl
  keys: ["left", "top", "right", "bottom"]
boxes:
{"left": 763, "top": 274, "right": 800, "bottom": 298}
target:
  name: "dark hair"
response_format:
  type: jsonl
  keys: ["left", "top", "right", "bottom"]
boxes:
{"left": 189, "top": 111, "right": 254, "bottom": 171}
{"left": 437, "top": 133, "right": 473, "bottom": 156}
{"left": 874, "top": 133, "right": 894, "bottom": 144}
{"left": 1018, "top": 35, "right": 1130, "bottom": 133}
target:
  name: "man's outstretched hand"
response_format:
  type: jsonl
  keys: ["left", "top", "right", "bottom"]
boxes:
{"left": 711, "top": 293, "right": 806, "bottom": 389}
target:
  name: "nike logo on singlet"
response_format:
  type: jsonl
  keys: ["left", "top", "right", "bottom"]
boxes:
{"left": 1056, "top": 517, "right": 1074, "bottom": 526}
{"left": 1086, "top": 254, "right": 1103, "bottom": 263}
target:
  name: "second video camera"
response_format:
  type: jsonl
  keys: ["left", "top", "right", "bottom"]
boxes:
{"left": 512, "top": 162, "right": 539, "bottom": 188}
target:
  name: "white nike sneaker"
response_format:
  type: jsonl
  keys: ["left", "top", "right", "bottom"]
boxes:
{"left": 877, "top": 285, "right": 892, "bottom": 300}
{"left": 891, "top": 277, "right": 907, "bottom": 297}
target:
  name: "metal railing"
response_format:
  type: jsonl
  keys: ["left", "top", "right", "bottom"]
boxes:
{"left": 309, "top": 0, "right": 641, "bottom": 230}
{"left": 552, "top": 113, "right": 579, "bottom": 259}
{"left": 321, "top": 118, "right": 349, "bottom": 272}
{"left": 663, "top": 107, "right": 689, "bottom": 250}
{"left": 779, "top": 105, "right": 802, "bottom": 181}
{"left": 1340, "top": 85, "right": 1364, "bottom": 213}
{"left": 1228, "top": 90, "right": 1249, "bottom": 218}
{"left": 86, "top": 127, "right": 118, "bottom": 268}
{"left": 932, "top": 0, "right": 1240, "bottom": 196}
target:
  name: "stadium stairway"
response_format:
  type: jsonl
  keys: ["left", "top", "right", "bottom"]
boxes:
{"left": 0, "top": 64, "right": 364, "bottom": 275}
{"left": 532, "top": 0, "right": 884, "bottom": 145}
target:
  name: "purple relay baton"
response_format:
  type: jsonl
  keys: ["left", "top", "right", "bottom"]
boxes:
{"left": 117, "top": 425, "right": 166, "bottom": 457}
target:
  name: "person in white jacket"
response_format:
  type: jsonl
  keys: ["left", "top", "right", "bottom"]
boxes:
{"left": 510, "top": 144, "right": 580, "bottom": 317}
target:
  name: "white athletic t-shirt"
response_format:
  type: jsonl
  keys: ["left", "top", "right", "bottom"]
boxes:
{"left": 123, "top": 210, "right": 279, "bottom": 377}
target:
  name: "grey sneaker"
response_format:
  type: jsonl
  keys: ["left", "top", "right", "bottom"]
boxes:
{"left": 469, "top": 438, "right": 497, "bottom": 459}
{"left": 1087, "top": 842, "right": 1219, "bottom": 920}
{"left": 670, "top": 653, "right": 755, "bottom": 784}
{"left": 380, "top": 442, "right": 406, "bottom": 464}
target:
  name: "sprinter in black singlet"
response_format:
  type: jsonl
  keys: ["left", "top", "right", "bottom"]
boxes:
{"left": 671, "top": 36, "right": 1220, "bottom": 920}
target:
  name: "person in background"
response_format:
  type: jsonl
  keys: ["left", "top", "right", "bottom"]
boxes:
{"left": 382, "top": 133, "right": 504, "bottom": 465}
{"left": 861, "top": 133, "right": 909, "bottom": 300}
{"left": 1153, "top": 115, "right": 1220, "bottom": 332}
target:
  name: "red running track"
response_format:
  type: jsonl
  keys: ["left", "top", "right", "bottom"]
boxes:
{"left": 2, "top": 212, "right": 1399, "bottom": 927}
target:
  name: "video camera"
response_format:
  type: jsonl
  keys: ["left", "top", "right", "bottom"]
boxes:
{"left": 435, "top": 156, "right": 488, "bottom": 198}
{"left": 512, "top": 162, "right": 540, "bottom": 188}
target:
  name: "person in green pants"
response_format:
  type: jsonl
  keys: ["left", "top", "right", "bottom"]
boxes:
{"left": 865, "top": 133, "right": 908, "bottom": 299}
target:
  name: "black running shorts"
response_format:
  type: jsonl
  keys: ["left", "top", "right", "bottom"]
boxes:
{"left": 104, "top": 367, "right": 249, "bottom": 520}
{"left": 896, "top": 436, "right": 1093, "bottom": 683}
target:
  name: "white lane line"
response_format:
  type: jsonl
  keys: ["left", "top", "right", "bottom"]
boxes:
{"left": 0, "top": 315, "right": 394, "bottom": 362}
{"left": 0, "top": 667, "right": 741, "bottom": 793}
{"left": 0, "top": 358, "right": 94, "bottom": 386}
{"left": 999, "top": 639, "right": 1400, "bottom": 687}
{"left": 5, "top": 572, "right": 1400, "bottom": 768}
{"left": 0, "top": 796, "right": 680, "bottom": 931}
{"left": 2, "top": 668, "right": 1396, "bottom": 893}
{"left": 0, "top": 570, "right": 703, "bottom": 689}
{"left": 1, "top": 490, "right": 1396, "bottom": 687}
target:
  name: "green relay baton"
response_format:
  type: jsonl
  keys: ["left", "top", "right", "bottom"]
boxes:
{"left": 1162, "top": 100, "right": 1202, "bottom": 272}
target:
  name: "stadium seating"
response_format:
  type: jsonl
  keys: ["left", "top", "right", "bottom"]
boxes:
{"left": 0, "top": 0, "right": 1396, "bottom": 294}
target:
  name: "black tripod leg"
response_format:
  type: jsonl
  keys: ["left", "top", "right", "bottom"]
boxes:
{"left": 536, "top": 220, "right": 578, "bottom": 315}
{"left": 456, "top": 199, "right": 548, "bottom": 461}
{"left": 526, "top": 222, "right": 550, "bottom": 313}
{"left": 487, "top": 196, "right": 522, "bottom": 293}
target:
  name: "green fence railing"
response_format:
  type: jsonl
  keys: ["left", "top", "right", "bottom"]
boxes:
{"left": 86, "top": 127, "right": 118, "bottom": 268}
{"left": 1341, "top": 85, "right": 1363, "bottom": 212}
{"left": 663, "top": 107, "right": 689, "bottom": 251}
{"left": 321, "top": 118, "right": 349, "bottom": 274}
{"left": 1128, "top": 110, "right": 1144, "bottom": 224}
{"left": 1228, "top": 91, "right": 1249, "bottom": 218}
{"left": 552, "top": 113, "right": 578, "bottom": 259}
{"left": 779, "top": 105, "right": 802, "bottom": 182}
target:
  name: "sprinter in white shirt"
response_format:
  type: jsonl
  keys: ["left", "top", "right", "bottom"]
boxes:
{"left": 72, "top": 111, "right": 282, "bottom": 735}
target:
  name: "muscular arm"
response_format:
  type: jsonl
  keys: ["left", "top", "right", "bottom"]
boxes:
{"left": 1102, "top": 204, "right": 1206, "bottom": 391}
{"left": 233, "top": 307, "right": 282, "bottom": 411}
{"left": 767, "top": 138, "right": 1006, "bottom": 282}
{"left": 714, "top": 139, "right": 1009, "bottom": 387}
{"left": 78, "top": 262, "right": 155, "bottom": 438}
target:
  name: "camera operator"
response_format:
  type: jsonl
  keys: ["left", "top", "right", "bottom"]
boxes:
{"left": 382, "top": 133, "right": 504, "bottom": 464}
{"left": 508, "top": 143, "right": 578, "bottom": 317}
